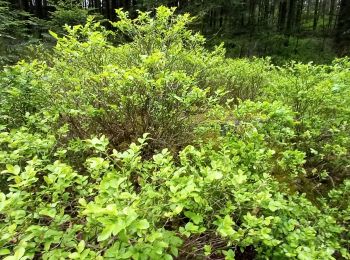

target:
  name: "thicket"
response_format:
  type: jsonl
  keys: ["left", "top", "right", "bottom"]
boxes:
{"left": 0, "top": 7, "right": 349, "bottom": 260}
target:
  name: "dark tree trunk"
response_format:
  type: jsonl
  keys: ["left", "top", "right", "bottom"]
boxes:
{"left": 295, "top": 0, "right": 303, "bottom": 33}
{"left": 240, "top": 10, "right": 245, "bottom": 27}
{"left": 219, "top": 7, "right": 224, "bottom": 28}
{"left": 286, "top": 0, "right": 297, "bottom": 34}
{"left": 34, "top": 0, "right": 43, "bottom": 18}
{"left": 313, "top": 0, "right": 320, "bottom": 31}
{"left": 18, "top": 0, "right": 25, "bottom": 10}
{"left": 24, "top": 0, "right": 29, "bottom": 11}
{"left": 209, "top": 9, "right": 213, "bottom": 28}
{"left": 335, "top": 0, "right": 350, "bottom": 55}
{"left": 328, "top": 0, "right": 336, "bottom": 28}
{"left": 124, "top": 0, "right": 131, "bottom": 11}
{"left": 212, "top": 9, "right": 217, "bottom": 30}
{"left": 248, "top": 0, "right": 257, "bottom": 33}
{"left": 278, "top": 0, "right": 287, "bottom": 31}
{"left": 95, "top": 0, "right": 101, "bottom": 11}
{"left": 42, "top": 0, "right": 47, "bottom": 18}
{"left": 263, "top": 0, "right": 269, "bottom": 26}
{"left": 270, "top": 0, "right": 277, "bottom": 25}
{"left": 104, "top": 0, "right": 110, "bottom": 19}
{"left": 109, "top": 0, "right": 116, "bottom": 21}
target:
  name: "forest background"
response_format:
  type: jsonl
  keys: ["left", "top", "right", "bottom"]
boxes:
{"left": 1, "top": 0, "right": 350, "bottom": 67}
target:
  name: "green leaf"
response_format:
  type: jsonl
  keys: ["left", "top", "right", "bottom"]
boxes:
{"left": 38, "top": 208, "right": 56, "bottom": 218}
{"left": 78, "top": 198, "right": 87, "bottom": 206}
{"left": 184, "top": 211, "right": 203, "bottom": 225}
{"left": 216, "top": 215, "right": 235, "bottom": 237}
{"left": 4, "top": 164, "right": 20, "bottom": 175}
{"left": 170, "top": 247, "right": 179, "bottom": 257}
{"left": 111, "top": 220, "right": 125, "bottom": 235}
{"left": 97, "top": 227, "right": 113, "bottom": 242}
{"left": 135, "top": 219, "right": 149, "bottom": 230}
{"left": 14, "top": 247, "right": 25, "bottom": 259}
{"left": 172, "top": 204, "right": 183, "bottom": 215}
{"left": 163, "top": 254, "right": 173, "bottom": 260}
{"left": 77, "top": 240, "right": 85, "bottom": 253}
{"left": 0, "top": 249, "right": 10, "bottom": 256}
{"left": 207, "top": 170, "right": 223, "bottom": 181}
{"left": 233, "top": 170, "right": 247, "bottom": 185}
{"left": 267, "top": 200, "right": 282, "bottom": 212}
{"left": 224, "top": 249, "right": 235, "bottom": 260}
{"left": 68, "top": 252, "right": 80, "bottom": 259}
{"left": 49, "top": 30, "right": 58, "bottom": 39}
{"left": 43, "top": 176, "right": 52, "bottom": 185}
{"left": 185, "top": 222, "right": 199, "bottom": 232}
{"left": 204, "top": 245, "right": 211, "bottom": 256}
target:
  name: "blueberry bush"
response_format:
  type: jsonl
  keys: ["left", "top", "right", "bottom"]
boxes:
{"left": 0, "top": 7, "right": 349, "bottom": 260}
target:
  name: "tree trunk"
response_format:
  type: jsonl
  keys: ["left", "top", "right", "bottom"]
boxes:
{"left": 219, "top": 6, "right": 224, "bottom": 28}
{"left": 104, "top": 0, "right": 110, "bottom": 20}
{"left": 109, "top": 0, "right": 115, "bottom": 21}
{"left": 313, "top": 0, "right": 320, "bottom": 31}
{"left": 263, "top": 0, "right": 269, "bottom": 26}
{"left": 306, "top": 0, "right": 311, "bottom": 20}
{"left": 18, "top": 0, "right": 24, "bottom": 10}
{"left": 335, "top": 0, "right": 350, "bottom": 55}
{"left": 34, "top": 0, "right": 43, "bottom": 18}
{"left": 42, "top": 0, "right": 47, "bottom": 18}
{"left": 248, "top": 0, "right": 257, "bottom": 34}
{"left": 270, "top": 0, "right": 277, "bottom": 26}
{"left": 328, "top": 0, "right": 336, "bottom": 28}
{"left": 295, "top": 0, "right": 303, "bottom": 33}
{"left": 278, "top": 0, "right": 287, "bottom": 32}
{"left": 286, "top": 0, "right": 297, "bottom": 34}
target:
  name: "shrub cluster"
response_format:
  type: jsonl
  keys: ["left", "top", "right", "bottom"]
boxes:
{"left": 0, "top": 6, "right": 349, "bottom": 260}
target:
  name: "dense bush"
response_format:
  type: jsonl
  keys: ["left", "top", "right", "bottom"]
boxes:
{"left": 0, "top": 7, "right": 226, "bottom": 151}
{"left": 47, "top": 5, "right": 89, "bottom": 33}
{"left": 0, "top": 118, "right": 347, "bottom": 259}
{"left": 205, "top": 58, "right": 270, "bottom": 101}
{"left": 0, "top": 6, "right": 349, "bottom": 260}
{"left": 0, "top": 61, "right": 49, "bottom": 126}
{"left": 261, "top": 59, "right": 350, "bottom": 188}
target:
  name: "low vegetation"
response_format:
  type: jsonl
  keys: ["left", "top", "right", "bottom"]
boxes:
{"left": 0, "top": 7, "right": 349, "bottom": 260}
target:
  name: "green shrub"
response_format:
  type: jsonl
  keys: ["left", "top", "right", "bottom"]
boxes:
{"left": 261, "top": 60, "right": 350, "bottom": 185}
{"left": 0, "top": 7, "right": 227, "bottom": 151}
{"left": 47, "top": 4, "right": 90, "bottom": 34}
{"left": 0, "top": 61, "right": 49, "bottom": 127}
{"left": 207, "top": 58, "right": 271, "bottom": 101}
{"left": 0, "top": 122, "right": 347, "bottom": 259}
{"left": 0, "top": 6, "right": 349, "bottom": 260}
{"left": 323, "top": 180, "right": 350, "bottom": 257}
